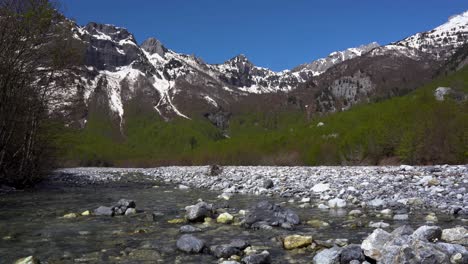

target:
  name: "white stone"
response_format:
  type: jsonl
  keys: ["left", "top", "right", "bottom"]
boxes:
{"left": 361, "top": 229, "right": 392, "bottom": 261}
{"left": 328, "top": 198, "right": 346, "bottom": 208}
{"left": 312, "top": 183, "right": 330, "bottom": 193}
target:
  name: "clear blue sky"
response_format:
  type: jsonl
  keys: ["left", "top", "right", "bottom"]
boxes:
{"left": 60, "top": 0, "right": 467, "bottom": 71}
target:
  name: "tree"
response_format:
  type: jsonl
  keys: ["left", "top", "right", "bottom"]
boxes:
{"left": 0, "top": 0, "right": 83, "bottom": 187}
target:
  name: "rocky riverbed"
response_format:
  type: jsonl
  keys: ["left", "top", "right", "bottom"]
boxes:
{"left": 0, "top": 165, "right": 466, "bottom": 263}
{"left": 55, "top": 165, "right": 468, "bottom": 214}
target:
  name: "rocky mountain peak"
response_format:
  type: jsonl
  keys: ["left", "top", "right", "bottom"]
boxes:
{"left": 141, "top": 37, "right": 168, "bottom": 57}
{"left": 227, "top": 54, "right": 252, "bottom": 66}
{"left": 84, "top": 22, "right": 135, "bottom": 43}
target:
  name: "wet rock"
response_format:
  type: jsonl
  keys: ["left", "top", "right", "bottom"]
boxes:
{"left": 242, "top": 250, "right": 271, "bottom": 264}
{"left": 229, "top": 239, "right": 250, "bottom": 250}
{"left": 63, "top": 213, "right": 78, "bottom": 218}
{"left": 210, "top": 244, "right": 241, "bottom": 258}
{"left": 283, "top": 235, "right": 313, "bottom": 250}
{"left": 318, "top": 204, "right": 330, "bottom": 209}
{"left": 94, "top": 206, "right": 114, "bottom": 216}
{"left": 176, "top": 234, "right": 205, "bottom": 253}
{"left": 180, "top": 225, "right": 202, "bottom": 233}
{"left": 340, "top": 244, "right": 365, "bottom": 264}
{"left": 244, "top": 201, "right": 300, "bottom": 229}
{"left": 348, "top": 209, "right": 362, "bottom": 217}
{"left": 412, "top": 225, "right": 442, "bottom": 242}
{"left": 441, "top": 226, "right": 468, "bottom": 245}
{"left": 425, "top": 213, "right": 438, "bottom": 222}
{"left": 14, "top": 256, "right": 40, "bottom": 264}
{"left": 263, "top": 179, "right": 274, "bottom": 189}
{"left": 186, "top": 201, "right": 212, "bottom": 222}
{"left": 168, "top": 218, "right": 186, "bottom": 224}
{"left": 217, "top": 212, "right": 234, "bottom": 224}
{"left": 361, "top": 228, "right": 392, "bottom": 261}
{"left": 81, "top": 210, "right": 90, "bottom": 216}
{"left": 179, "top": 184, "right": 190, "bottom": 190}
{"left": 125, "top": 208, "right": 136, "bottom": 216}
{"left": 117, "top": 199, "right": 136, "bottom": 209}
{"left": 312, "top": 246, "right": 342, "bottom": 264}
{"left": 127, "top": 249, "right": 161, "bottom": 260}
{"left": 328, "top": 198, "right": 346, "bottom": 208}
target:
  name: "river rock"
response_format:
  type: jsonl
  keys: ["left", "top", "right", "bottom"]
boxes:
{"left": 328, "top": 198, "right": 346, "bottom": 208}
{"left": 393, "top": 214, "right": 409, "bottom": 221}
{"left": 242, "top": 250, "right": 271, "bottom": 264}
{"left": 210, "top": 244, "right": 241, "bottom": 258}
{"left": 361, "top": 228, "right": 392, "bottom": 261}
{"left": 94, "top": 206, "right": 114, "bottom": 216}
{"left": 14, "top": 256, "right": 40, "bottom": 264}
{"left": 124, "top": 208, "right": 136, "bottom": 216}
{"left": 307, "top": 219, "right": 330, "bottom": 228}
{"left": 283, "top": 235, "right": 312, "bottom": 250}
{"left": 176, "top": 234, "right": 205, "bottom": 253}
{"left": 263, "top": 179, "right": 274, "bottom": 189}
{"left": 368, "top": 198, "right": 385, "bottom": 208}
{"left": 244, "top": 201, "right": 300, "bottom": 229}
{"left": 411, "top": 225, "right": 442, "bottom": 242}
{"left": 391, "top": 225, "right": 414, "bottom": 236}
{"left": 217, "top": 212, "right": 234, "bottom": 224}
{"left": 340, "top": 244, "right": 365, "bottom": 264}
{"left": 312, "top": 246, "right": 342, "bottom": 264}
{"left": 441, "top": 226, "right": 468, "bottom": 245}
{"left": 186, "top": 202, "right": 212, "bottom": 222}
{"left": 312, "top": 183, "right": 330, "bottom": 193}
{"left": 63, "top": 213, "right": 78, "bottom": 218}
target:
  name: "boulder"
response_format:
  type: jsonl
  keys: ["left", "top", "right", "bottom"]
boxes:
{"left": 312, "top": 246, "right": 342, "bottom": 264}
{"left": 263, "top": 179, "right": 274, "bottom": 189}
{"left": 393, "top": 214, "right": 409, "bottom": 221}
{"left": 117, "top": 199, "right": 136, "bottom": 209}
{"left": 176, "top": 234, "right": 205, "bottom": 253}
{"left": 368, "top": 198, "right": 385, "bottom": 208}
{"left": 412, "top": 225, "right": 442, "bottom": 242}
{"left": 186, "top": 202, "right": 212, "bottom": 222}
{"left": 242, "top": 250, "right": 271, "bottom": 264}
{"left": 124, "top": 208, "right": 136, "bottom": 216}
{"left": 217, "top": 212, "right": 234, "bottom": 224}
{"left": 283, "top": 235, "right": 313, "bottom": 250}
{"left": 210, "top": 244, "right": 241, "bottom": 258}
{"left": 244, "top": 201, "right": 300, "bottom": 229}
{"left": 209, "top": 164, "right": 223, "bottom": 176}
{"left": 361, "top": 228, "right": 392, "bottom": 261}
{"left": 94, "top": 206, "right": 114, "bottom": 216}
{"left": 441, "top": 226, "right": 468, "bottom": 245}
{"left": 340, "top": 244, "right": 365, "bottom": 264}
{"left": 391, "top": 225, "right": 414, "bottom": 237}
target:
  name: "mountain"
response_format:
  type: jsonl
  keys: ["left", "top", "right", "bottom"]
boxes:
{"left": 53, "top": 11, "right": 468, "bottom": 131}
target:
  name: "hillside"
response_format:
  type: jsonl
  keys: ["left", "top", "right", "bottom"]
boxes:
{"left": 55, "top": 64, "right": 468, "bottom": 166}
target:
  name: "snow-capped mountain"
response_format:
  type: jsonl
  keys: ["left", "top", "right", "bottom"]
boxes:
{"left": 55, "top": 10, "right": 468, "bottom": 129}
{"left": 292, "top": 42, "right": 380, "bottom": 75}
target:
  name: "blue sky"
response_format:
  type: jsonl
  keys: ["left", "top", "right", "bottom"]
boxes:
{"left": 61, "top": 0, "right": 467, "bottom": 71}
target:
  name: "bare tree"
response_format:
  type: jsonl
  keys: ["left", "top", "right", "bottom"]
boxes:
{"left": 0, "top": 0, "right": 83, "bottom": 187}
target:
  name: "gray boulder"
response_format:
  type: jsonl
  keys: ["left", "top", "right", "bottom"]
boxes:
{"left": 176, "top": 234, "right": 205, "bottom": 253}
{"left": 185, "top": 202, "right": 212, "bottom": 222}
{"left": 441, "top": 226, "right": 468, "bottom": 245}
{"left": 210, "top": 244, "right": 241, "bottom": 259}
{"left": 313, "top": 246, "right": 342, "bottom": 264}
{"left": 242, "top": 250, "right": 271, "bottom": 264}
{"left": 244, "top": 201, "right": 300, "bottom": 229}
{"left": 361, "top": 228, "right": 392, "bottom": 261}
{"left": 94, "top": 206, "right": 114, "bottom": 216}
{"left": 411, "top": 225, "right": 442, "bottom": 242}
{"left": 263, "top": 179, "right": 274, "bottom": 189}
{"left": 340, "top": 244, "right": 365, "bottom": 264}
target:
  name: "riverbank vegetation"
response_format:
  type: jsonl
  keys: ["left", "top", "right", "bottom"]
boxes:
{"left": 56, "top": 65, "right": 468, "bottom": 167}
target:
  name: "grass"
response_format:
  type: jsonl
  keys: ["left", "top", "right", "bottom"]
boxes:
{"left": 54, "top": 66, "right": 468, "bottom": 166}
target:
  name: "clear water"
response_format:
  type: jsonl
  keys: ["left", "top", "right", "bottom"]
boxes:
{"left": 0, "top": 176, "right": 464, "bottom": 263}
